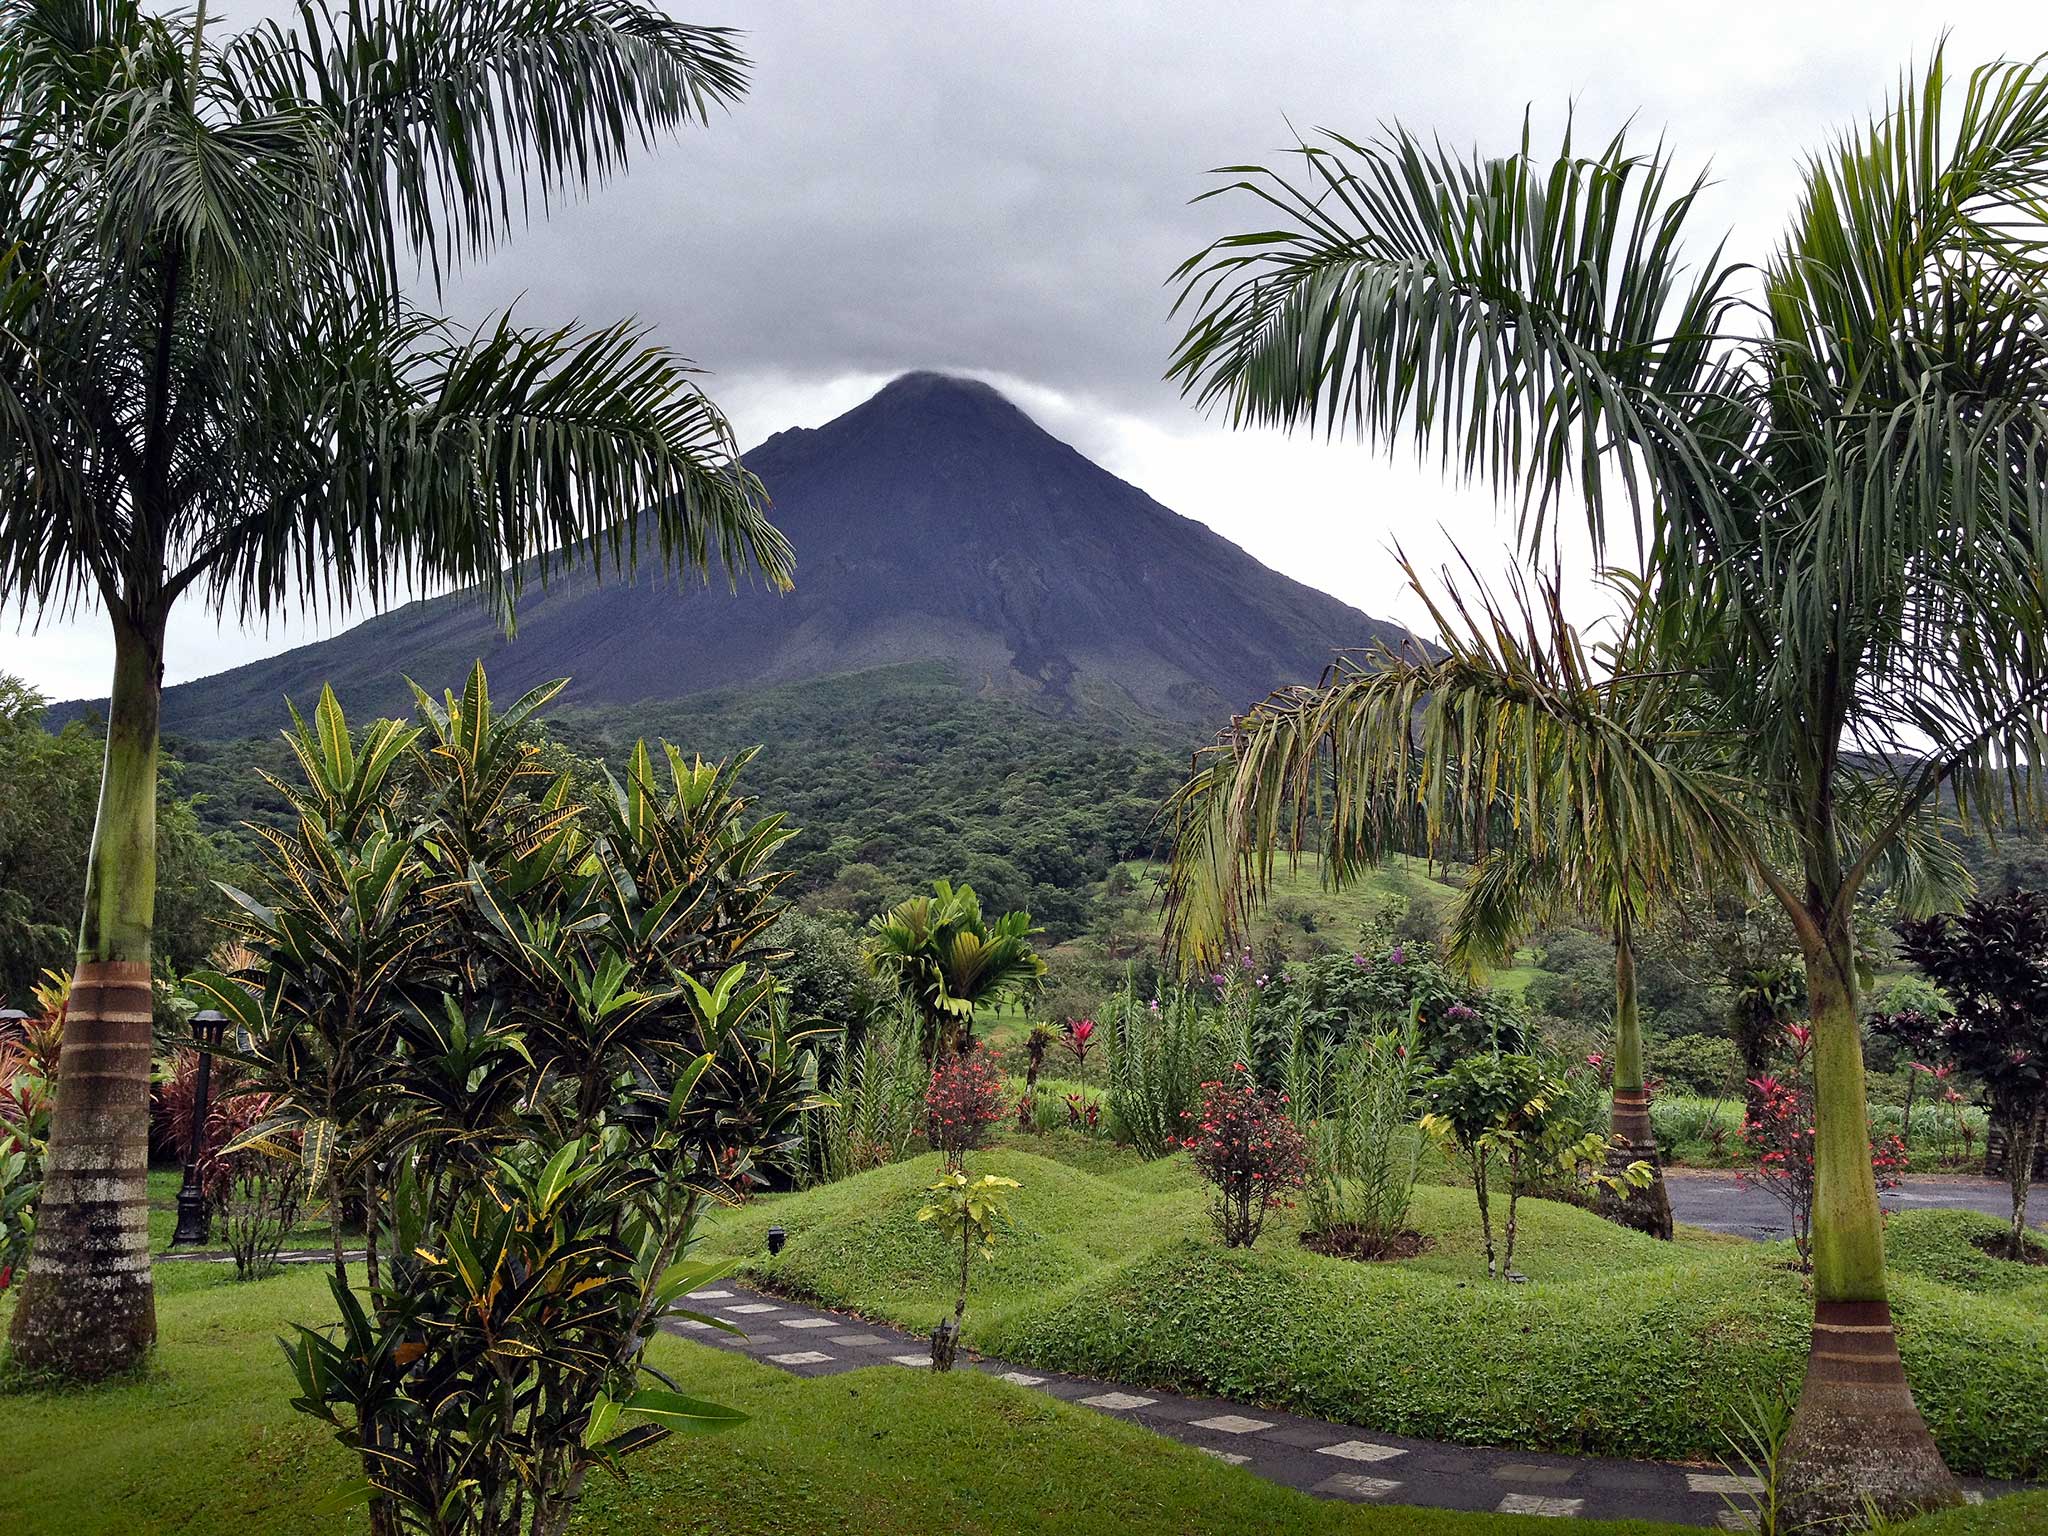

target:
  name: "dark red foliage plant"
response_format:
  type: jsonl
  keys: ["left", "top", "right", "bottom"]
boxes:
{"left": 1178, "top": 1063, "right": 1308, "bottom": 1248}
{"left": 925, "top": 1044, "right": 1006, "bottom": 1164}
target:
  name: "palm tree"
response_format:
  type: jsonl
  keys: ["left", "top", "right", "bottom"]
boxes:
{"left": 863, "top": 880, "right": 1045, "bottom": 1062}
{"left": 0, "top": 0, "right": 791, "bottom": 1381}
{"left": 1163, "top": 54, "right": 2048, "bottom": 1519}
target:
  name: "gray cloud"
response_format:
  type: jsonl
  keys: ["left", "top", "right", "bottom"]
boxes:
{"left": 13, "top": 0, "right": 2048, "bottom": 697}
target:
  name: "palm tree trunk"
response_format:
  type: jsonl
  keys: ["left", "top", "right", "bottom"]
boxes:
{"left": 1596, "top": 915, "right": 1672, "bottom": 1238}
{"left": 7, "top": 606, "right": 164, "bottom": 1378}
{"left": 2007, "top": 1104, "right": 2041, "bottom": 1262}
{"left": 1778, "top": 903, "right": 1959, "bottom": 1522}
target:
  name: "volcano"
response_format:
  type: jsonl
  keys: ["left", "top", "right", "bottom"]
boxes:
{"left": 91, "top": 372, "right": 1406, "bottom": 739}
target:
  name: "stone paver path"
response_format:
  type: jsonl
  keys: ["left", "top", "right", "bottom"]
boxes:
{"left": 658, "top": 1281, "right": 2014, "bottom": 1528}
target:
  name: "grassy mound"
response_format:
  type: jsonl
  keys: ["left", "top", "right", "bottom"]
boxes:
{"left": 704, "top": 1149, "right": 2048, "bottom": 1477}
{"left": 0, "top": 1259, "right": 1742, "bottom": 1536}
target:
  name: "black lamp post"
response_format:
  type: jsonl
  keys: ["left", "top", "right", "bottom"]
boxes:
{"left": 169, "top": 1009, "right": 229, "bottom": 1248}
{"left": 766, "top": 1224, "right": 787, "bottom": 1256}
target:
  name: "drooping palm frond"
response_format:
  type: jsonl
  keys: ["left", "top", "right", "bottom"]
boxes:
{"left": 1443, "top": 843, "right": 1564, "bottom": 972}
{"left": 1163, "top": 564, "right": 1757, "bottom": 968}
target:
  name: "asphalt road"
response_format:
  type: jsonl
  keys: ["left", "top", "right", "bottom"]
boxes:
{"left": 1665, "top": 1169, "right": 2044, "bottom": 1240}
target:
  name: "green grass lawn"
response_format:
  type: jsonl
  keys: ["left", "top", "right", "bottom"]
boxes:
{"left": 699, "top": 1144, "right": 2048, "bottom": 1479}
{"left": 0, "top": 1259, "right": 1728, "bottom": 1536}
{"left": 1112, "top": 856, "right": 1467, "bottom": 959}
{"left": 2, "top": 1256, "right": 2040, "bottom": 1536}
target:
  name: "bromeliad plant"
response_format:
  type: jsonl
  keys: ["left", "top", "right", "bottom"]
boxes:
{"left": 189, "top": 665, "right": 824, "bottom": 1535}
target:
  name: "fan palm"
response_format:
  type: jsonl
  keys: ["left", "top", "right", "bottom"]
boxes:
{"left": 1165, "top": 51, "right": 2048, "bottom": 1518}
{"left": 863, "top": 880, "right": 1045, "bottom": 1062}
{"left": 0, "top": 0, "right": 791, "bottom": 1380}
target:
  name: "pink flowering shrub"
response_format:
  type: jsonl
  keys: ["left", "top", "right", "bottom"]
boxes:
{"left": 1738, "top": 1027, "right": 1906, "bottom": 1270}
{"left": 1178, "top": 1065, "right": 1308, "bottom": 1247}
{"left": 925, "top": 1045, "right": 1006, "bottom": 1163}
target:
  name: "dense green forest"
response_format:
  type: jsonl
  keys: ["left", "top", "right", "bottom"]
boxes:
{"left": 142, "top": 662, "right": 1183, "bottom": 946}
{"left": 14, "top": 660, "right": 2048, "bottom": 1061}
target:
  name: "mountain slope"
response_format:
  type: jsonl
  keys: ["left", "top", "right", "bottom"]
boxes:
{"left": 71, "top": 371, "right": 1406, "bottom": 738}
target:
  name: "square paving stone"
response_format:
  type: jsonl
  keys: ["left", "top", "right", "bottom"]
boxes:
{"left": 1191, "top": 1414, "right": 1275, "bottom": 1435}
{"left": 999, "top": 1371, "right": 1047, "bottom": 1386}
{"left": 1494, "top": 1463, "right": 1576, "bottom": 1485}
{"left": 1315, "top": 1474, "right": 1404, "bottom": 1501}
{"left": 778, "top": 1317, "right": 837, "bottom": 1329}
{"left": 1497, "top": 1494, "right": 1584, "bottom": 1517}
{"left": 1258, "top": 1422, "right": 1355, "bottom": 1449}
{"left": 1200, "top": 1449, "right": 1251, "bottom": 1466}
{"left": 725, "top": 1303, "right": 780, "bottom": 1315}
{"left": 1080, "top": 1392, "right": 1156, "bottom": 1411}
{"left": 1595, "top": 1466, "right": 1667, "bottom": 1490}
{"left": 1316, "top": 1440, "right": 1408, "bottom": 1464}
{"left": 829, "top": 1332, "right": 889, "bottom": 1346}
{"left": 686, "top": 1289, "right": 734, "bottom": 1300}
{"left": 670, "top": 1319, "right": 713, "bottom": 1331}
{"left": 889, "top": 1353, "right": 931, "bottom": 1367}
{"left": 1718, "top": 1512, "right": 1760, "bottom": 1532}
{"left": 1688, "top": 1474, "right": 1765, "bottom": 1496}
{"left": 767, "top": 1351, "right": 833, "bottom": 1366}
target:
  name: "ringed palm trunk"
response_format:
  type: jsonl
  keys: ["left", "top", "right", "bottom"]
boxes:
{"left": 1778, "top": 902, "right": 1959, "bottom": 1521}
{"left": 8, "top": 605, "right": 164, "bottom": 1377}
{"left": 1595, "top": 917, "right": 1672, "bottom": 1239}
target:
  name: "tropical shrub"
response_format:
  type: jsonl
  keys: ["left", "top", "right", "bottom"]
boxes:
{"left": 1655, "top": 1034, "right": 1745, "bottom": 1099}
{"left": 924, "top": 1045, "right": 1006, "bottom": 1163}
{"left": 0, "top": 988, "right": 57, "bottom": 1290}
{"left": 1281, "top": 941, "right": 1527, "bottom": 1065}
{"left": 1285, "top": 1020, "right": 1423, "bottom": 1255}
{"left": 1649, "top": 1095, "right": 1741, "bottom": 1165}
{"left": 1423, "top": 1052, "right": 1641, "bottom": 1278}
{"left": 187, "top": 668, "right": 822, "bottom": 1535}
{"left": 1105, "top": 977, "right": 1226, "bottom": 1158}
{"left": 206, "top": 1093, "right": 304, "bottom": 1281}
{"left": 915, "top": 1167, "right": 1022, "bottom": 1370}
{"left": 1179, "top": 1066, "right": 1308, "bottom": 1248}
{"left": 864, "top": 881, "right": 1045, "bottom": 1060}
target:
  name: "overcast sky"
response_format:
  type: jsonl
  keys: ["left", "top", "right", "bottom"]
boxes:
{"left": 13, "top": 0, "right": 2048, "bottom": 700}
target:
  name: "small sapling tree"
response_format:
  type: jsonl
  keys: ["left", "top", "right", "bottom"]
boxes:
{"left": 917, "top": 1169, "right": 1021, "bottom": 1370}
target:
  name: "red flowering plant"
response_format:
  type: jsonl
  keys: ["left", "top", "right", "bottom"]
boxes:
{"left": 1177, "top": 1064, "right": 1308, "bottom": 1247}
{"left": 1738, "top": 1026, "right": 1905, "bottom": 1271}
{"left": 925, "top": 1045, "right": 1006, "bottom": 1166}
{"left": 1062, "top": 1017, "right": 1098, "bottom": 1071}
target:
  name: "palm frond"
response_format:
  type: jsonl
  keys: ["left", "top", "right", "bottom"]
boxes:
{"left": 1168, "top": 116, "right": 1745, "bottom": 554}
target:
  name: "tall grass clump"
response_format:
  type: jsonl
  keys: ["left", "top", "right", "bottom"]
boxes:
{"left": 1105, "top": 975, "right": 1228, "bottom": 1157}
{"left": 812, "top": 1004, "right": 928, "bottom": 1182}
{"left": 1285, "top": 1016, "right": 1424, "bottom": 1254}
